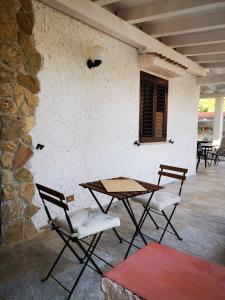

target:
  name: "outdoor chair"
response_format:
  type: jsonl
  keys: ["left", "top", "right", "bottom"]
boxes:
{"left": 211, "top": 136, "right": 225, "bottom": 164}
{"left": 131, "top": 165, "right": 188, "bottom": 244}
{"left": 196, "top": 141, "right": 215, "bottom": 170}
{"left": 36, "top": 183, "right": 120, "bottom": 300}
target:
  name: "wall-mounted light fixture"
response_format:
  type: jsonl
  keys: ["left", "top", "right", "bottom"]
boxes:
{"left": 87, "top": 45, "right": 104, "bottom": 69}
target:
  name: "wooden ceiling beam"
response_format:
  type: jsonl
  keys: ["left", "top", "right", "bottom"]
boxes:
{"left": 198, "top": 73, "right": 225, "bottom": 85}
{"left": 178, "top": 43, "right": 225, "bottom": 56}
{"left": 200, "top": 62, "right": 225, "bottom": 68}
{"left": 93, "top": 0, "right": 119, "bottom": 6}
{"left": 161, "top": 29, "right": 225, "bottom": 48}
{"left": 143, "top": 11, "right": 225, "bottom": 37}
{"left": 191, "top": 53, "right": 225, "bottom": 63}
{"left": 118, "top": 0, "right": 225, "bottom": 25}
{"left": 200, "top": 92, "right": 225, "bottom": 98}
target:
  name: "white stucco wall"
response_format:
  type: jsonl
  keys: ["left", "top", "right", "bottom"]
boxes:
{"left": 30, "top": 0, "right": 200, "bottom": 228}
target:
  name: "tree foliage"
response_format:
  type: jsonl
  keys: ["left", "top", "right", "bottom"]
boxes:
{"left": 198, "top": 98, "right": 225, "bottom": 112}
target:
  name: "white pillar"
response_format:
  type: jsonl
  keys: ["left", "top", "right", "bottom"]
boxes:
{"left": 213, "top": 97, "right": 224, "bottom": 145}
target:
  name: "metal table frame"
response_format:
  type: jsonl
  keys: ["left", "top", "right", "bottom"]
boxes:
{"left": 80, "top": 177, "right": 163, "bottom": 259}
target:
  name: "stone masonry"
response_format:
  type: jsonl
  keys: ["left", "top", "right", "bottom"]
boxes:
{"left": 0, "top": 0, "right": 42, "bottom": 243}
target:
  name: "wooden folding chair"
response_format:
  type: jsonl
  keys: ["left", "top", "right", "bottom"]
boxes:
{"left": 211, "top": 136, "right": 225, "bottom": 165}
{"left": 131, "top": 165, "right": 188, "bottom": 245}
{"left": 36, "top": 183, "right": 120, "bottom": 299}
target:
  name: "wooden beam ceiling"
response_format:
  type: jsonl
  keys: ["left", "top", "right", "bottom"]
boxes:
{"left": 198, "top": 73, "right": 225, "bottom": 85}
{"left": 191, "top": 53, "right": 225, "bottom": 63}
{"left": 161, "top": 29, "right": 225, "bottom": 48}
{"left": 94, "top": 0, "right": 118, "bottom": 6}
{"left": 142, "top": 11, "right": 225, "bottom": 37}
{"left": 200, "top": 62, "right": 225, "bottom": 68}
{"left": 118, "top": 0, "right": 225, "bottom": 25}
{"left": 177, "top": 43, "right": 225, "bottom": 56}
{"left": 200, "top": 92, "right": 225, "bottom": 98}
{"left": 98, "top": 0, "right": 225, "bottom": 95}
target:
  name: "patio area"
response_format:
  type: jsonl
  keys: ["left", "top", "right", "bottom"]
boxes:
{"left": 1, "top": 162, "right": 225, "bottom": 300}
{"left": 1, "top": 0, "right": 225, "bottom": 299}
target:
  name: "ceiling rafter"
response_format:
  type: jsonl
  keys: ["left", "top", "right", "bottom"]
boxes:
{"left": 200, "top": 62, "right": 225, "bottom": 68}
{"left": 161, "top": 29, "right": 225, "bottom": 48}
{"left": 93, "top": 0, "right": 118, "bottom": 6}
{"left": 191, "top": 53, "right": 225, "bottom": 63}
{"left": 198, "top": 73, "right": 225, "bottom": 85}
{"left": 118, "top": 0, "right": 225, "bottom": 25}
{"left": 142, "top": 11, "right": 225, "bottom": 37}
{"left": 200, "top": 92, "right": 225, "bottom": 98}
{"left": 178, "top": 43, "right": 225, "bottom": 56}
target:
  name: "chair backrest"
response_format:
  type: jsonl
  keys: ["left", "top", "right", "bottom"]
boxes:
{"left": 219, "top": 136, "right": 225, "bottom": 149}
{"left": 197, "top": 142, "right": 203, "bottom": 155}
{"left": 157, "top": 164, "right": 188, "bottom": 196}
{"left": 36, "top": 183, "right": 74, "bottom": 234}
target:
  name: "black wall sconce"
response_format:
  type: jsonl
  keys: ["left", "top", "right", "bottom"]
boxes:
{"left": 168, "top": 139, "right": 174, "bottom": 144}
{"left": 36, "top": 143, "right": 44, "bottom": 150}
{"left": 87, "top": 45, "right": 103, "bottom": 69}
{"left": 134, "top": 140, "right": 141, "bottom": 147}
{"left": 87, "top": 59, "right": 102, "bottom": 69}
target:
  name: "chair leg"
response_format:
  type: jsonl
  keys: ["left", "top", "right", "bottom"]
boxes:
{"left": 196, "top": 156, "right": 200, "bottom": 170}
{"left": 80, "top": 234, "right": 98, "bottom": 261}
{"left": 67, "top": 232, "right": 103, "bottom": 300}
{"left": 215, "top": 154, "right": 219, "bottom": 164}
{"left": 42, "top": 231, "right": 105, "bottom": 300}
{"left": 138, "top": 205, "right": 159, "bottom": 232}
{"left": 76, "top": 235, "right": 103, "bottom": 275}
{"left": 57, "top": 230, "right": 83, "bottom": 264}
{"left": 162, "top": 210, "right": 182, "bottom": 241}
{"left": 147, "top": 210, "right": 160, "bottom": 229}
{"left": 159, "top": 205, "right": 181, "bottom": 243}
{"left": 41, "top": 238, "right": 70, "bottom": 282}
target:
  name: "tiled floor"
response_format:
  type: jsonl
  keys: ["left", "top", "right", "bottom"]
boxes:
{"left": 0, "top": 162, "right": 225, "bottom": 300}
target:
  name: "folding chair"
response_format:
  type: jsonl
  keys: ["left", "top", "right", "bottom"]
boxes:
{"left": 211, "top": 136, "right": 225, "bottom": 165}
{"left": 131, "top": 165, "right": 188, "bottom": 244}
{"left": 36, "top": 183, "right": 120, "bottom": 300}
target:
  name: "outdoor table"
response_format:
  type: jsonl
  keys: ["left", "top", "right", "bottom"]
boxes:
{"left": 102, "top": 243, "right": 225, "bottom": 300}
{"left": 200, "top": 143, "right": 215, "bottom": 168}
{"left": 80, "top": 177, "right": 163, "bottom": 258}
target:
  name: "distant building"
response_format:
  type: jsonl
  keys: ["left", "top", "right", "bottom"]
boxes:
{"left": 198, "top": 112, "right": 225, "bottom": 141}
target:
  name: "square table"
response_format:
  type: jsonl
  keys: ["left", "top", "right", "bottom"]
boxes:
{"left": 80, "top": 177, "right": 163, "bottom": 259}
{"left": 103, "top": 243, "right": 225, "bottom": 300}
{"left": 197, "top": 142, "right": 217, "bottom": 168}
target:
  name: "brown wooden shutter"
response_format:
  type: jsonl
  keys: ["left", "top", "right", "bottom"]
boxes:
{"left": 139, "top": 72, "right": 168, "bottom": 143}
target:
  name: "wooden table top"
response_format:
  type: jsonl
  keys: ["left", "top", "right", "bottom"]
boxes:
{"left": 80, "top": 177, "right": 163, "bottom": 200}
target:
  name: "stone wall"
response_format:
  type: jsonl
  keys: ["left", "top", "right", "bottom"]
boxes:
{"left": 0, "top": 0, "right": 42, "bottom": 243}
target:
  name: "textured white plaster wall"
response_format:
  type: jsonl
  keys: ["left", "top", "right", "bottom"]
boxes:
{"left": 30, "top": 0, "right": 199, "bottom": 228}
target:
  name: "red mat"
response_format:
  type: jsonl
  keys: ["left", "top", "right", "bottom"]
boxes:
{"left": 104, "top": 243, "right": 225, "bottom": 300}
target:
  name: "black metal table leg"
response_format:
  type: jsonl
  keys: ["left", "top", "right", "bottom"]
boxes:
{"left": 123, "top": 192, "right": 155, "bottom": 259}
{"left": 122, "top": 199, "right": 147, "bottom": 247}
{"left": 204, "top": 148, "right": 207, "bottom": 168}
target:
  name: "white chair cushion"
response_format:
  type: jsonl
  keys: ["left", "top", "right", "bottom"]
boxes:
{"left": 57, "top": 208, "right": 120, "bottom": 239}
{"left": 132, "top": 191, "right": 180, "bottom": 212}
{"left": 131, "top": 194, "right": 152, "bottom": 206}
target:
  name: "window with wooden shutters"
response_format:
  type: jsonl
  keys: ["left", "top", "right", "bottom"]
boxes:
{"left": 139, "top": 71, "right": 168, "bottom": 143}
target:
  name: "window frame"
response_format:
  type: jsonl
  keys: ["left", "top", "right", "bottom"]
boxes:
{"left": 139, "top": 71, "right": 168, "bottom": 143}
